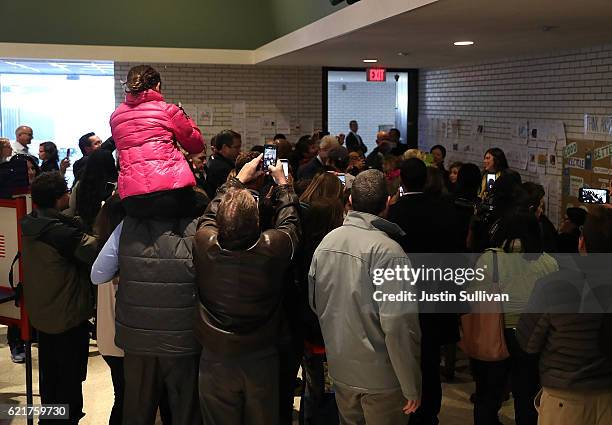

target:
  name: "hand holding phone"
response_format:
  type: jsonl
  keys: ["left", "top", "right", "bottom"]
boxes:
{"left": 269, "top": 159, "right": 288, "bottom": 186}
{"left": 579, "top": 187, "right": 610, "bottom": 204}
{"left": 236, "top": 153, "right": 263, "bottom": 184}
{"left": 263, "top": 144, "right": 278, "bottom": 172}
{"left": 280, "top": 159, "right": 289, "bottom": 179}
{"left": 486, "top": 173, "right": 497, "bottom": 192}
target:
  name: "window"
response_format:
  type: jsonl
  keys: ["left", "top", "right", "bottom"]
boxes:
{"left": 0, "top": 60, "right": 115, "bottom": 184}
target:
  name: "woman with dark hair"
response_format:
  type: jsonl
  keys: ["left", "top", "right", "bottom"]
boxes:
{"left": 453, "top": 163, "right": 483, "bottom": 251}
{"left": 39, "top": 141, "right": 70, "bottom": 175}
{"left": 521, "top": 182, "right": 558, "bottom": 252}
{"left": 469, "top": 205, "right": 558, "bottom": 425}
{"left": 297, "top": 198, "right": 344, "bottom": 425}
{"left": 69, "top": 149, "right": 118, "bottom": 230}
{"left": 448, "top": 161, "right": 462, "bottom": 193}
{"left": 480, "top": 147, "right": 510, "bottom": 198}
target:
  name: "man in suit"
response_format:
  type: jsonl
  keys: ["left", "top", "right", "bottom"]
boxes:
{"left": 345, "top": 120, "right": 368, "bottom": 155}
{"left": 387, "top": 158, "right": 462, "bottom": 425}
{"left": 204, "top": 130, "right": 242, "bottom": 199}
{"left": 297, "top": 135, "right": 339, "bottom": 180}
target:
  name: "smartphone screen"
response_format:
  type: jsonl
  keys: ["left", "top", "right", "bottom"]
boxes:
{"left": 486, "top": 173, "right": 497, "bottom": 192}
{"left": 263, "top": 144, "right": 277, "bottom": 171}
{"left": 280, "top": 159, "right": 289, "bottom": 178}
{"left": 337, "top": 173, "right": 346, "bottom": 185}
{"left": 579, "top": 187, "right": 609, "bottom": 204}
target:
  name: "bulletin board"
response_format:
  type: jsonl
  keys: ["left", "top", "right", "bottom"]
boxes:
{"left": 561, "top": 138, "right": 612, "bottom": 213}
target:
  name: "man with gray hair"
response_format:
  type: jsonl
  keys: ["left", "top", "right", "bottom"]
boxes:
{"left": 11, "top": 125, "right": 35, "bottom": 158}
{"left": 309, "top": 169, "right": 422, "bottom": 425}
{"left": 297, "top": 135, "right": 340, "bottom": 180}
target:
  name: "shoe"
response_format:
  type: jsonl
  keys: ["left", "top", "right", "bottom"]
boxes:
{"left": 10, "top": 345, "right": 25, "bottom": 364}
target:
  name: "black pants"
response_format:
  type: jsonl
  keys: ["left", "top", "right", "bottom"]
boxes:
{"left": 409, "top": 340, "right": 441, "bottom": 425}
{"left": 199, "top": 349, "right": 279, "bottom": 425}
{"left": 122, "top": 352, "right": 201, "bottom": 425}
{"left": 38, "top": 321, "right": 90, "bottom": 425}
{"left": 300, "top": 352, "right": 339, "bottom": 425}
{"left": 278, "top": 342, "right": 302, "bottom": 425}
{"left": 471, "top": 329, "right": 540, "bottom": 425}
{"left": 103, "top": 356, "right": 124, "bottom": 425}
{"left": 7, "top": 325, "right": 22, "bottom": 348}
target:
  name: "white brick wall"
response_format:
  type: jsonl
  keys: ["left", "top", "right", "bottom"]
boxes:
{"left": 419, "top": 43, "right": 612, "bottom": 226}
{"left": 419, "top": 43, "right": 612, "bottom": 152}
{"left": 328, "top": 82, "right": 396, "bottom": 151}
{"left": 114, "top": 63, "right": 322, "bottom": 150}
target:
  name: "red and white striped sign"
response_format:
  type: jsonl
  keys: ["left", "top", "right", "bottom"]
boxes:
{"left": 0, "top": 234, "right": 5, "bottom": 258}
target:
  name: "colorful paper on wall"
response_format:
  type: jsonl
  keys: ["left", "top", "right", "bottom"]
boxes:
{"left": 593, "top": 144, "right": 612, "bottom": 161}
{"left": 570, "top": 176, "right": 584, "bottom": 198}
{"left": 566, "top": 157, "right": 586, "bottom": 169}
{"left": 563, "top": 142, "right": 578, "bottom": 158}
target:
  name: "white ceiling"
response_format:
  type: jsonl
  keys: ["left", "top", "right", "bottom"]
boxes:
{"left": 260, "top": 0, "right": 612, "bottom": 68}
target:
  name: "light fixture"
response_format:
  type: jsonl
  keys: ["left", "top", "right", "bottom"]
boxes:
{"left": 397, "top": 52, "right": 410, "bottom": 56}
{"left": 454, "top": 41, "right": 474, "bottom": 46}
{"left": 363, "top": 59, "right": 378, "bottom": 63}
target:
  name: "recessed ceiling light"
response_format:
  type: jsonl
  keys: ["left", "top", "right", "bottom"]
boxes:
{"left": 363, "top": 59, "right": 378, "bottom": 63}
{"left": 397, "top": 52, "right": 410, "bottom": 56}
{"left": 454, "top": 41, "right": 474, "bottom": 46}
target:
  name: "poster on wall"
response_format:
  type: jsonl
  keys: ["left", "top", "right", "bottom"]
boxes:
{"left": 276, "top": 116, "right": 291, "bottom": 135}
{"left": 512, "top": 120, "right": 529, "bottom": 145}
{"left": 197, "top": 105, "right": 214, "bottom": 126}
{"left": 472, "top": 118, "right": 485, "bottom": 143}
{"left": 584, "top": 114, "right": 612, "bottom": 137}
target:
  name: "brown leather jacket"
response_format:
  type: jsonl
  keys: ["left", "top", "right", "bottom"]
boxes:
{"left": 193, "top": 178, "right": 300, "bottom": 356}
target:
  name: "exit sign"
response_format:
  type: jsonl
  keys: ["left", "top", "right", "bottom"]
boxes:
{"left": 367, "top": 68, "right": 386, "bottom": 82}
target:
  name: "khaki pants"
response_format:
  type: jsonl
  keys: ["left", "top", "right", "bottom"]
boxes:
{"left": 334, "top": 385, "right": 409, "bottom": 425}
{"left": 536, "top": 387, "right": 612, "bottom": 425}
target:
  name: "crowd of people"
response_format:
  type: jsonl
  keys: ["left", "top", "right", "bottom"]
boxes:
{"left": 2, "top": 64, "right": 611, "bottom": 425}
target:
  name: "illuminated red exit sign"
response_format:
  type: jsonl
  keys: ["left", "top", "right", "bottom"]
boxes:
{"left": 367, "top": 68, "right": 386, "bottom": 82}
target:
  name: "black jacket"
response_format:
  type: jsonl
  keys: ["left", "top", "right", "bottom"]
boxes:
{"left": 72, "top": 156, "right": 88, "bottom": 182}
{"left": 297, "top": 156, "right": 324, "bottom": 180}
{"left": 388, "top": 192, "right": 463, "bottom": 253}
{"left": 194, "top": 179, "right": 301, "bottom": 356}
{"left": 40, "top": 160, "right": 59, "bottom": 173}
{"left": 115, "top": 193, "right": 207, "bottom": 356}
{"left": 388, "top": 192, "right": 463, "bottom": 345}
{"left": 345, "top": 132, "right": 367, "bottom": 154}
{"left": 204, "top": 153, "right": 235, "bottom": 199}
{"left": 21, "top": 209, "right": 97, "bottom": 334}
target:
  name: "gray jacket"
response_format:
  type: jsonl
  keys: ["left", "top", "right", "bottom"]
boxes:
{"left": 309, "top": 211, "right": 421, "bottom": 400}
{"left": 115, "top": 216, "right": 200, "bottom": 356}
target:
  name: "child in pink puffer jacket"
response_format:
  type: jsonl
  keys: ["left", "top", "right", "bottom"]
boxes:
{"left": 110, "top": 65, "right": 205, "bottom": 203}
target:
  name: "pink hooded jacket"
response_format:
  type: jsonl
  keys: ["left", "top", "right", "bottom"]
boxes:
{"left": 110, "top": 90, "right": 204, "bottom": 198}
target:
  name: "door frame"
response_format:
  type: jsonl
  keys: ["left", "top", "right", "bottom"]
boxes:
{"left": 322, "top": 67, "right": 419, "bottom": 148}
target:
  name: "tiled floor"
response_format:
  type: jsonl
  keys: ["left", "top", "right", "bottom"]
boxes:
{"left": 0, "top": 326, "right": 515, "bottom": 425}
